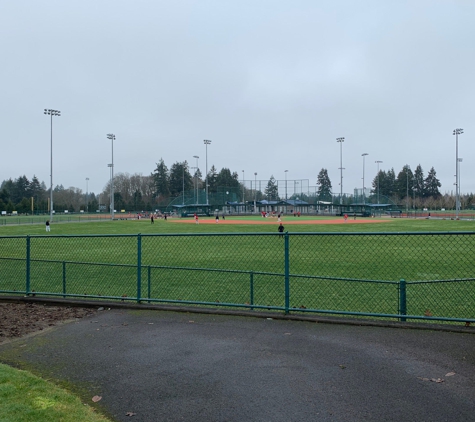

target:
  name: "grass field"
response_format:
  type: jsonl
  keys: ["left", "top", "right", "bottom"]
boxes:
{"left": 2, "top": 217, "right": 473, "bottom": 422}
{"left": 1, "top": 213, "right": 475, "bottom": 234}
{"left": 0, "top": 363, "right": 110, "bottom": 422}
{"left": 1, "top": 216, "right": 475, "bottom": 322}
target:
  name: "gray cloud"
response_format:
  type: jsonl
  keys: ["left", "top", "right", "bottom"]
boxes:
{"left": 1, "top": 0, "right": 473, "bottom": 196}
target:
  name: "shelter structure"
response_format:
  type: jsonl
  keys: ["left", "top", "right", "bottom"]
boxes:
{"left": 338, "top": 203, "right": 398, "bottom": 217}
{"left": 254, "top": 199, "right": 310, "bottom": 214}
{"left": 172, "top": 204, "right": 213, "bottom": 216}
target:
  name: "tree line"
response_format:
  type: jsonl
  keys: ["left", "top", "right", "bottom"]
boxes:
{"left": 370, "top": 164, "right": 441, "bottom": 200}
{"left": 0, "top": 175, "right": 96, "bottom": 214}
{"left": 1, "top": 161, "right": 473, "bottom": 214}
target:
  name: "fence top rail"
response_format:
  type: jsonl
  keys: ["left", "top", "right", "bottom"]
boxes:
{"left": 2, "top": 231, "right": 475, "bottom": 240}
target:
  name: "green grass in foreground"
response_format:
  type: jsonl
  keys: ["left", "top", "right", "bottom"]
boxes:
{"left": 0, "top": 363, "right": 110, "bottom": 422}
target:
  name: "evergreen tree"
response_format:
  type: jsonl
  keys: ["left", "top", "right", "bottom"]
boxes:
{"left": 12, "top": 175, "right": 30, "bottom": 203}
{"left": 193, "top": 168, "right": 203, "bottom": 188}
{"left": 231, "top": 171, "right": 240, "bottom": 191}
{"left": 1, "top": 179, "right": 14, "bottom": 209}
{"left": 153, "top": 158, "right": 170, "bottom": 197}
{"left": 215, "top": 168, "right": 239, "bottom": 189}
{"left": 424, "top": 167, "right": 441, "bottom": 198}
{"left": 207, "top": 165, "right": 218, "bottom": 193}
{"left": 0, "top": 187, "right": 10, "bottom": 203}
{"left": 29, "top": 176, "right": 43, "bottom": 197}
{"left": 386, "top": 168, "right": 396, "bottom": 198}
{"left": 413, "top": 164, "right": 425, "bottom": 198}
{"left": 169, "top": 161, "right": 193, "bottom": 197}
{"left": 264, "top": 175, "right": 279, "bottom": 200}
{"left": 316, "top": 169, "right": 332, "bottom": 200}
{"left": 371, "top": 170, "right": 385, "bottom": 197}
{"left": 113, "top": 192, "right": 123, "bottom": 212}
{"left": 17, "top": 197, "right": 30, "bottom": 213}
{"left": 395, "top": 165, "right": 413, "bottom": 200}
{"left": 6, "top": 200, "right": 14, "bottom": 213}
{"left": 374, "top": 169, "right": 396, "bottom": 198}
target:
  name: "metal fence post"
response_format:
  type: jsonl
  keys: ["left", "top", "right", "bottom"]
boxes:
{"left": 137, "top": 233, "right": 142, "bottom": 303}
{"left": 399, "top": 279, "right": 407, "bottom": 322}
{"left": 147, "top": 265, "right": 152, "bottom": 303}
{"left": 284, "top": 232, "right": 290, "bottom": 314}
{"left": 26, "top": 235, "right": 31, "bottom": 296}
{"left": 62, "top": 261, "right": 66, "bottom": 298}
{"left": 249, "top": 271, "right": 254, "bottom": 310}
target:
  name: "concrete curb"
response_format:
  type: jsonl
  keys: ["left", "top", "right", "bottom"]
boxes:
{"left": 1, "top": 295, "right": 474, "bottom": 334}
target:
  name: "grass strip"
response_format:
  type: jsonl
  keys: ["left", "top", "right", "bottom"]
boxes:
{"left": 0, "top": 363, "right": 110, "bottom": 422}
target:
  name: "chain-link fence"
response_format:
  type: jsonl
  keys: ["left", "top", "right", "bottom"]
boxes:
{"left": 0, "top": 214, "right": 114, "bottom": 226}
{"left": 1, "top": 232, "right": 474, "bottom": 324}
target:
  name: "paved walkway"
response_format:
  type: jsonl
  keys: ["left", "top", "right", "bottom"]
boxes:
{"left": 1, "top": 309, "right": 475, "bottom": 422}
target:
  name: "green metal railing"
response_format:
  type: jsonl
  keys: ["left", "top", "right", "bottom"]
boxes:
{"left": 1, "top": 232, "right": 475, "bottom": 324}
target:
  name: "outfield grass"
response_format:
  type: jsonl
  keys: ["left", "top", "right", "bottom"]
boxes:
{"left": 1, "top": 214, "right": 475, "bottom": 235}
{"left": 1, "top": 216, "right": 475, "bottom": 321}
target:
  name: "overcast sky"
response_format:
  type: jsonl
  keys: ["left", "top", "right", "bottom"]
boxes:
{"left": 1, "top": 0, "right": 474, "bottom": 197}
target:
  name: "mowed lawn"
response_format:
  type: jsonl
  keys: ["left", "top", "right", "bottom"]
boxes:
{"left": 1, "top": 216, "right": 475, "bottom": 321}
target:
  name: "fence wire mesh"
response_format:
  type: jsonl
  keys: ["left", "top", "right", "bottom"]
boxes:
{"left": 1, "top": 232, "right": 474, "bottom": 323}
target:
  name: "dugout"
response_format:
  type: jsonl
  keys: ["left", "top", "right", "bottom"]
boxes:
{"left": 338, "top": 203, "right": 395, "bottom": 217}
{"left": 338, "top": 204, "right": 371, "bottom": 217}
{"left": 172, "top": 204, "right": 213, "bottom": 217}
{"left": 367, "top": 204, "right": 398, "bottom": 217}
{"left": 225, "top": 201, "right": 248, "bottom": 213}
{"left": 255, "top": 199, "right": 310, "bottom": 214}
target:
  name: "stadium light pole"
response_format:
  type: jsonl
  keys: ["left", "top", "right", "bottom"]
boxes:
{"left": 453, "top": 128, "right": 463, "bottom": 219}
{"left": 458, "top": 158, "right": 463, "bottom": 210}
{"left": 86, "top": 177, "right": 89, "bottom": 212}
{"left": 242, "top": 170, "right": 245, "bottom": 205}
{"left": 405, "top": 166, "right": 409, "bottom": 216}
{"left": 190, "top": 167, "right": 197, "bottom": 204}
{"left": 193, "top": 155, "right": 199, "bottom": 204}
{"left": 182, "top": 162, "right": 185, "bottom": 205}
{"left": 203, "top": 140, "right": 211, "bottom": 205}
{"left": 254, "top": 172, "right": 258, "bottom": 212}
{"left": 375, "top": 161, "right": 382, "bottom": 204}
{"left": 107, "top": 164, "right": 113, "bottom": 213}
{"left": 362, "top": 153, "right": 369, "bottom": 204}
{"left": 337, "top": 137, "right": 345, "bottom": 205}
{"left": 284, "top": 170, "right": 288, "bottom": 200}
{"left": 413, "top": 181, "right": 416, "bottom": 218}
{"left": 44, "top": 109, "right": 61, "bottom": 222}
{"left": 107, "top": 134, "right": 115, "bottom": 220}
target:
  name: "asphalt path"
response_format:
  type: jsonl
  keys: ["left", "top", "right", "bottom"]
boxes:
{"left": 1, "top": 309, "right": 474, "bottom": 422}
